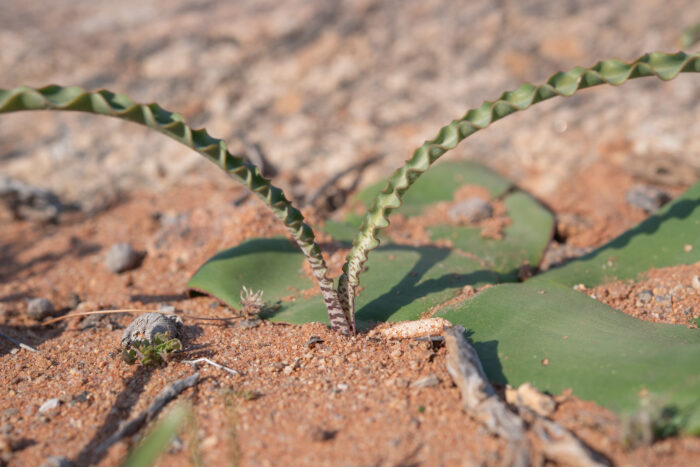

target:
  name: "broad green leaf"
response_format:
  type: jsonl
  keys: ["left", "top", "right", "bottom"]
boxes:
{"left": 438, "top": 280, "right": 700, "bottom": 434}
{"left": 429, "top": 190, "right": 554, "bottom": 279}
{"left": 188, "top": 239, "right": 501, "bottom": 330}
{"left": 542, "top": 180, "right": 700, "bottom": 287}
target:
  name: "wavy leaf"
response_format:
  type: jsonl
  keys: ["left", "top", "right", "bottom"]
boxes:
{"left": 339, "top": 51, "right": 700, "bottom": 319}
{"left": 0, "top": 85, "right": 351, "bottom": 334}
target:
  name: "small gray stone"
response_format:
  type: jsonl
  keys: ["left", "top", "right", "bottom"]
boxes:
{"left": 38, "top": 398, "right": 61, "bottom": 414}
{"left": 40, "top": 456, "right": 73, "bottom": 467}
{"left": 104, "top": 243, "right": 141, "bottom": 273}
{"left": 27, "top": 298, "right": 55, "bottom": 321}
{"left": 636, "top": 290, "right": 654, "bottom": 304}
{"left": 448, "top": 197, "right": 493, "bottom": 224}
{"left": 625, "top": 185, "right": 671, "bottom": 213}
{"left": 121, "top": 313, "right": 180, "bottom": 349}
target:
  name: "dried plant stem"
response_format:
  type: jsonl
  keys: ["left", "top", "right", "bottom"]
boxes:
{"left": 0, "top": 331, "right": 39, "bottom": 353}
{"left": 95, "top": 372, "right": 200, "bottom": 456}
{"left": 444, "top": 326, "right": 607, "bottom": 467}
{"left": 42, "top": 309, "right": 238, "bottom": 326}
{"left": 182, "top": 357, "right": 238, "bottom": 376}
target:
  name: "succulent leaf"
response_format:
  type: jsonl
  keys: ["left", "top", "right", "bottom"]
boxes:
{"left": 340, "top": 51, "right": 700, "bottom": 318}
{"left": 438, "top": 280, "right": 700, "bottom": 434}
{"left": 0, "top": 85, "right": 351, "bottom": 334}
{"left": 438, "top": 180, "right": 700, "bottom": 434}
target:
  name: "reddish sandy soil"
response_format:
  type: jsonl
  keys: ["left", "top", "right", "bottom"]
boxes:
{"left": 1, "top": 156, "right": 700, "bottom": 466}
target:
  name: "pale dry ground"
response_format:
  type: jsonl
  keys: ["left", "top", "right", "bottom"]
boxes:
{"left": 1, "top": 0, "right": 698, "bottom": 211}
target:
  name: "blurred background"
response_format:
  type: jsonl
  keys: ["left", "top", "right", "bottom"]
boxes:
{"left": 1, "top": 0, "right": 699, "bottom": 214}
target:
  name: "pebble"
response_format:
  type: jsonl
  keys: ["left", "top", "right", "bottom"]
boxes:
{"left": 625, "top": 185, "right": 671, "bottom": 213}
{"left": 104, "top": 243, "right": 141, "bottom": 273}
{"left": 27, "top": 298, "right": 56, "bottom": 321}
{"left": 38, "top": 398, "right": 61, "bottom": 414}
{"left": 636, "top": 290, "right": 653, "bottom": 304}
{"left": 120, "top": 313, "right": 180, "bottom": 348}
{"left": 335, "top": 383, "right": 349, "bottom": 392}
{"left": 304, "top": 336, "right": 324, "bottom": 348}
{"left": 448, "top": 197, "right": 493, "bottom": 223}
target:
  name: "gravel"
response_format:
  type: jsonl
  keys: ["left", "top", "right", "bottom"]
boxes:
{"left": 104, "top": 243, "right": 142, "bottom": 273}
{"left": 26, "top": 298, "right": 56, "bottom": 321}
{"left": 448, "top": 198, "right": 493, "bottom": 224}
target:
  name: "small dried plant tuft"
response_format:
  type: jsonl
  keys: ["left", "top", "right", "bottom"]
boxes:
{"left": 240, "top": 286, "right": 265, "bottom": 316}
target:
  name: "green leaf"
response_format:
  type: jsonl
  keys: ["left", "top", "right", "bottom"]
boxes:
{"left": 188, "top": 239, "right": 501, "bottom": 330}
{"left": 0, "top": 84, "right": 349, "bottom": 333}
{"left": 187, "top": 237, "right": 316, "bottom": 309}
{"left": 436, "top": 182, "right": 700, "bottom": 434}
{"left": 351, "top": 161, "right": 512, "bottom": 219}
{"left": 428, "top": 190, "right": 554, "bottom": 278}
{"left": 437, "top": 280, "right": 700, "bottom": 434}
{"left": 542, "top": 180, "right": 700, "bottom": 287}
{"left": 341, "top": 52, "right": 700, "bottom": 317}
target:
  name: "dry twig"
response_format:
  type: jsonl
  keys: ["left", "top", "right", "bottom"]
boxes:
{"left": 94, "top": 372, "right": 200, "bottom": 456}
{"left": 0, "top": 331, "right": 39, "bottom": 353}
{"left": 444, "top": 326, "right": 608, "bottom": 467}
{"left": 183, "top": 357, "right": 238, "bottom": 376}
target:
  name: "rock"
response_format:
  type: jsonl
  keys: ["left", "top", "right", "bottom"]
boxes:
{"left": 0, "top": 175, "right": 71, "bottom": 222}
{"left": 304, "top": 336, "right": 324, "bottom": 348}
{"left": 38, "top": 398, "right": 61, "bottom": 414}
{"left": 411, "top": 374, "right": 440, "bottom": 388}
{"left": 120, "top": 313, "right": 180, "bottom": 349}
{"left": 625, "top": 185, "right": 671, "bottom": 213}
{"left": 39, "top": 456, "right": 73, "bottom": 467}
{"left": 27, "top": 298, "right": 56, "bottom": 321}
{"left": 448, "top": 197, "right": 493, "bottom": 224}
{"left": 636, "top": 290, "right": 654, "bottom": 304}
{"left": 104, "top": 243, "right": 142, "bottom": 273}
